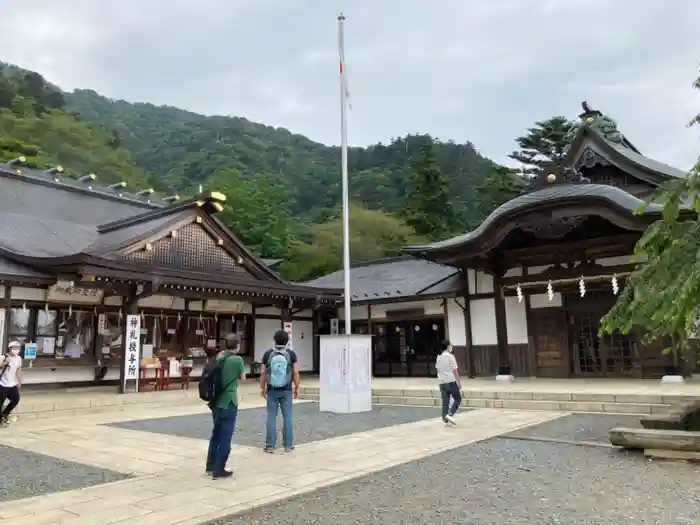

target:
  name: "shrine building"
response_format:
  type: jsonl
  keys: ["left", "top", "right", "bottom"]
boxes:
{"left": 308, "top": 102, "right": 697, "bottom": 380}
{"left": 0, "top": 160, "right": 340, "bottom": 387}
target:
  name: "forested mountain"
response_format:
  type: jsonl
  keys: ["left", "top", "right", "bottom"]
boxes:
{"left": 64, "top": 89, "right": 496, "bottom": 226}
{"left": 0, "top": 64, "right": 151, "bottom": 187}
{"left": 0, "top": 63, "right": 526, "bottom": 280}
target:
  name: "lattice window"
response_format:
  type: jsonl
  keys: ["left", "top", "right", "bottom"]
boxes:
{"left": 119, "top": 224, "right": 255, "bottom": 278}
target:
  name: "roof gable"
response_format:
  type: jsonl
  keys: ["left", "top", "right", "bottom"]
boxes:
{"left": 563, "top": 102, "right": 687, "bottom": 186}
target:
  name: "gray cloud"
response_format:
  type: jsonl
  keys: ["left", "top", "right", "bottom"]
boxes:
{"left": 1, "top": 0, "right": 699, "bottom": 169}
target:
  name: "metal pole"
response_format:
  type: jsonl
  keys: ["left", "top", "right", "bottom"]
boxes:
{"left": 338, "top": 13, "right": 352, "bottom": 334}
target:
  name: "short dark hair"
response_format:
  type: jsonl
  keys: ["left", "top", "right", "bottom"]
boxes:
{"left": 224, "top": 333, "right": 240, "bottom": 350}
{"left": 441, "top": 340, "right": 451, "bottom": 351}
{"left": 273, "top": 330, "right": 289, "bottom": 346}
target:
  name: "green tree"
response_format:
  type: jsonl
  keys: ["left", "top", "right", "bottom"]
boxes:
{"left": 470, "top": 165, "right": 528, "bottom": 226}
{"left": 508, "top": 116, "right": 575, "bottom": 176}
{"left": 205, "top": 169, "right": 300, "bottom": 259}
{"left": 600, "top": 71, "right": 700, "bottom": 358}
{"left": 280, "top": 203, "right": 425, "bottom": 281}
{"left": 402, "top": 141, "right": 456, "bottom": 240}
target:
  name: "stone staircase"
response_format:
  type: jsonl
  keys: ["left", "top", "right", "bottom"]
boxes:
{"left": 298, "top": 385, "right": 695, "bottom": 415}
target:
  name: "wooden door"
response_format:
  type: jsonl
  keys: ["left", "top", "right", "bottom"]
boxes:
{"left": 531, "top": 309, "right": 570, "bottom": 377}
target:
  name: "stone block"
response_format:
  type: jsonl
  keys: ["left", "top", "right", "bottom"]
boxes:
{"left": 609, "top": 427, "right": 700, "bottom": 451}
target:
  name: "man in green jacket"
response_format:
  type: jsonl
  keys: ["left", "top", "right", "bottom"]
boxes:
{"left": 206, "top": 333, "right": 245, "bottom": 479}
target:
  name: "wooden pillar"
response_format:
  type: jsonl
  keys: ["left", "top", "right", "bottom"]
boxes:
{"left": 523, "top": 267, "right": 536, "bottom": 377}
{"left": 463, "top": 271, "right": 475, "bottom": 378}
{"left": 118, "top": 286, "right": 138, "bottom": 394}
{"left": 493, "top": 271, "right": 511, "bottom": 377}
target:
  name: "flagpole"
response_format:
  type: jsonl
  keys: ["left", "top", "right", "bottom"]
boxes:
{"left": 338, "top": 13, "right": 352, "bottom": 334}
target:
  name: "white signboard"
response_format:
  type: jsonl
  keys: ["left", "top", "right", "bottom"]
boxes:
{"left": 123, "top": 314, "right": 141, "bottom": 392}
{"left": 320, "top": 334, "right": 372, "bottom": 413}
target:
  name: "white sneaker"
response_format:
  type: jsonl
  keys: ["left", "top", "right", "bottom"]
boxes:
{"left": 444, "top": 414, "right": 457, "bottom": 426}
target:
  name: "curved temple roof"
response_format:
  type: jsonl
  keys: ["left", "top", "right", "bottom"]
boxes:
{"left": 404, "top": 183, "right": 664, "bottom": 254}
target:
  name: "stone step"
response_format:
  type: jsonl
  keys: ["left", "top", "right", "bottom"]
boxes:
{"left": 299, "top": 386, "right": 692, "bottom": 405}
{"left": 298, "top": 387, "right": 684, "bottom": 415}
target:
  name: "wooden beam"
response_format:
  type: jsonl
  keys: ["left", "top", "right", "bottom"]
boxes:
{"left": 501, "top": 263, "right": 636, "bottom": 288}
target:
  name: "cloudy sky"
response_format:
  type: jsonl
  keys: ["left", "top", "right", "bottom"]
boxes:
{"left": 2, "top": 0, "right": 699, "bottom": 169}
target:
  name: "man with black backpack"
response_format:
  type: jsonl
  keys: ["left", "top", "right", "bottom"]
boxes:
{"left": 200, "top": 333, "right": 245, "bottom": 479}
{"left": 260, "top": 329, "right": 299, "bottom": 454}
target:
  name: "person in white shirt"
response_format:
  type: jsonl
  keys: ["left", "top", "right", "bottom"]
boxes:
{"left": 435, "top": 340, "right": 461, "bottom": 426}
{"left": 0, "top": 341, "right": 23, "bottom": 427}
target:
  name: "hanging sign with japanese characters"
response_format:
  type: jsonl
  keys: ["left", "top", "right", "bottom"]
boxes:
{"left": 124, "top": 314, "right": 141, "bottom": 391}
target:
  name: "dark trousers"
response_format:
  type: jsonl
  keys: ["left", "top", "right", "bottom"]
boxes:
{"left": 439, "top": 382, "right": 461, "bottom": 420}
{"left": 206, "top": 403, "right": 238, "bottom": 473}
{"left": 0, "top": 386, "right": 20, "bottom": 419}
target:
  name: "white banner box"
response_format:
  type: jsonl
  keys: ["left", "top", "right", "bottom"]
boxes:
{"left": 319, "top": 334, "right": 372, "bottom": 413}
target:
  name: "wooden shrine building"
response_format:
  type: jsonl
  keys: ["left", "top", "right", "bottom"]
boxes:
{"left": 310, "top": 102, "right": 694, "bottom": 379}
{"left": 0, "top": 159, "right": 340, "bottom": 387}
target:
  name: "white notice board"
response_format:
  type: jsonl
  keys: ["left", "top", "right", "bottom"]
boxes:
{"left": 319, "top": 334, "right": 372, "bottom": 413}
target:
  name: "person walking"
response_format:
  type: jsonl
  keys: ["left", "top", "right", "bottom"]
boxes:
{"left": 260, "top": 330, "right": 299, "bottom": 453}
{"left": 435, "top": 340, "right": 461, "bottom": 426}
{"left": 0, "top": 341, "right": 23, "bottom": 428}
{"left": 205, "top": 333, "right": 245, "bottom": 479}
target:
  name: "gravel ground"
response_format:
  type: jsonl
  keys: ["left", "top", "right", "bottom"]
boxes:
{"left": 0, "top": 444, "right": 130, "bottom": 503}
{"left": 504, "top": 414, "right": 642, "bottom": 444}
{"left": 107, "top": 403, "right": 441, "bottom": 447}
{"left": 205, "top": 438, "right": 700, "bottom": 525}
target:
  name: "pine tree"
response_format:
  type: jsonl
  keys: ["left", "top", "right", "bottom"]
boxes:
{"left": 508, "top": 116, "right": 575, "bottom": 176}
{"left": 402, "top": 141, "right": 456, "bottom": 240}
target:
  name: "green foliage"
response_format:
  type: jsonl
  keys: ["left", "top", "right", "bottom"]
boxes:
{"left": 280, "top": 203, "right": 425, "bottom": 281}
{"left": 470, "top": 165, "right": 528, "bottom": 226}
{"left": 600, "top": 71, "right": 700, "bottom": 357}
{"left": 0, "top": 65, "right": 150, "bottom": 187}
{"left": 508, "top": 116, "right": 575, "bottom": 175}
{"left": 204, "top": 169, "right": 301, "bottom": 259}
{"left": 402, "top": 141, "right": 457, "bottom": 240}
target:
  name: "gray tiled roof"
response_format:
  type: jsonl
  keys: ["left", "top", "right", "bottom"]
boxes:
{"left": 0, "top": 255, "right": 51, "bottom": 279}
{"left": 305, "top": 257, "right": 459, "bottom": 301}
{"left": 405, "top": 183, "right": 666, "bottom": 252}
{"left": 608, "top": 142, "right": 688, "bottom": 179}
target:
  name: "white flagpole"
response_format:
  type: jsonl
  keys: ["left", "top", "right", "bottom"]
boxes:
{"left": 338, "top": 13, "right": 352, "bottom": 335}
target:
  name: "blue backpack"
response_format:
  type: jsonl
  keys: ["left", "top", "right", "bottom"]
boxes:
{"left": 267, "top": 348, "right": 292, "bottom": 389}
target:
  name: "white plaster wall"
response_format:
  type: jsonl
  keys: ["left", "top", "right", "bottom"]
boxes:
{"left": 10, "top": 287, "right": 45, "bottom": 301}
{"left": 505, "top": 296, "right": 528, "bottom": 344}
{"left": 504, "top": 268, "right": 523, "bottom": 278}
{"left": 597, "top": 255, "right": 634, "bottom": 266}
{"left": 255, "top": 307, "right": 281, "bottom": 316}
{"left": 294, "top": 309, "right": 314, "bottom": 319}
{"left": 467, "top": 270, "right": 494, "bottom": 294}
{"left": 530, "top": 293, "right": 562, "bottom": 308}
{"left": 445, "top": 299, "right": 467, "bottom": 346}
{"left": 254, "top": 318, "right": 281, "bottom": 361}
{"left": 338, "top": 306, "right": 369, "bottom": 322}
{"left": 138, "top": 295, "right": 186, "bottom": 310}
{"left": 526, "top": 265, "right": 552, "bottom": 276}
{"left": 291, "top": 320, "right": 314, "bottom": 372}
{"left": 104, "top": 296, "right": 123, "bottom": 306}
{"left": 470, "top": 298, "right": 497, "bottom": 345}
{"left": 370, "top": 299, "right": 443, "bottom": 319}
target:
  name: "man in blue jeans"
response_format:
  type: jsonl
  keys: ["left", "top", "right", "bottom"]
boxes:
{"left": 206, "top": 334, "right": 245, "bottom": 479}
{"left": 260, "top": 330, "right": 299, "bottom": 453}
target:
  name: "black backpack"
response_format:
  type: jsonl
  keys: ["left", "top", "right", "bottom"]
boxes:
{"left": 198, "top": 354, "right": 233, "bottom": 405}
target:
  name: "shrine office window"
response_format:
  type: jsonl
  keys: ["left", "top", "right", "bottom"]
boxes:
{"left": 8, "top": 307, "right": 59, "bottom": 357}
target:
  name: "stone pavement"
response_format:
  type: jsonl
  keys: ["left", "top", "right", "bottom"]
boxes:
{"left": 0, "top": 398, "right": 564, "bottom": 525}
